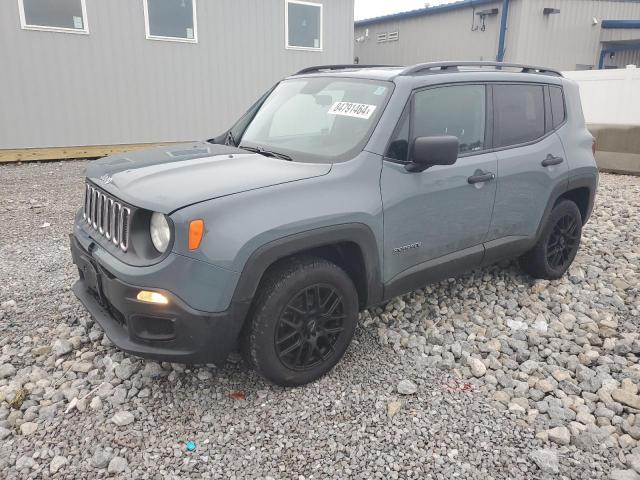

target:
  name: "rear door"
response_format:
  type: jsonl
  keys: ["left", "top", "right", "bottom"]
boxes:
{"left": 485, "top": 83, "right": 569, "bottom": 250}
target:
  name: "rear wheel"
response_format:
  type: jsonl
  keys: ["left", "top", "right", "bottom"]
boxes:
{"left": 520, "top": 199, "right": 582, "bottom": 279}
{"left": 243, "top": 256, "right": 358, "bottom": 387}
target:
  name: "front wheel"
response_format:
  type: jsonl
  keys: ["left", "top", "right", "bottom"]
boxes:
{"left": 243, "top": 256, "right": 358, "bottom": 387}
{"left": 520, "top": 199, "right": 583, "bottom": 279}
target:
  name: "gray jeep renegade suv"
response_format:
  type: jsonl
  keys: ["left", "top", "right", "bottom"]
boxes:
{"left": 71, "top": 62, "right": 598, "bottom": 386}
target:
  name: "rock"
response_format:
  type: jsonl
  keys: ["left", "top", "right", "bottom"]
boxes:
{"left": 51, "top": 339, "right": 73, "bottom": 357}
{"left": 387, "top": 400, "right": 402, "bottom": 417}
{"left": 15, "top": 455, "right": 36, "bottom": 470}
{"left": 0, "top": 427, "right": 11, "bottom": 440}
{"left": 559, "top": 380, "right": 582, "bottom": 396}
{"left": 619, "top": 434, "right": 637, "bottom": 450}
{"left": 493, "top": 391, "right": 511, "bottom": 404}
{"left": 71, "top": 361, "right": 93, "bottom": 373}
{"left": 579, "top": 350, "right": 599, "bottom": 366}
{"left": 548, "top": 426, "right": 571, "bottom": 446}
{"left": 115, "top": 361, "right": 136, "bottom": 380}
{"left": 613, "top": 389, "right": 640, "bottom": 410}
{"left": 50, "top": 456, "right": 67, "bottom": 474}
{"left": 111, "top": 411, "right": 134, "bottom": 427}
{"left": 20, "top": 422, "right": 38, "bottom": 436}
{"left": 610, "top": 469, "right": 640, "bottom": 480}
{"left": 0, "top": 363, "right": 16, "bottom": 379}
{"left": 107, "top": 456, "right": 128, "bottom": 474}
{"left": 573, "top": 430, "right": 599, "bottom": 451}
{"left": 141, "top": 361, "right": 164, "bottom": 378}
{"left": 529, "top": 448, "right": 559, "bottom": 474}
{"left": 536, "top": 378, "right": 555, "bottom": 393}
{"left": 90, "top": 396, "right": 103, "bottom": 410}
{"left": 91, "top": 450, "right": 111, "bottom": 469}
{"left": 397, "top": 379, "right": 418, "bottom": 395}
{"left": 469, "top": 357, "right": 486, "bottom": 377}
{"left": 627, "top": 453, "right": 640, "bottom": 474}
{"left": 552, "top": 369, "right": 571, "bottom": 382}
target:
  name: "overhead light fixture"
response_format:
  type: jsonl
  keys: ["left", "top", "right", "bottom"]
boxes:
{"left": 477, "top": 8, "right": 499, "bottom": 16}
{"left": 543, "top": 8, "right": 561, "bottom": 15}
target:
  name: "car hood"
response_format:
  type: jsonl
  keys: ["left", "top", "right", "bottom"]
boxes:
{"left": 85, "top": 142, "right": 332, "bottom": 213}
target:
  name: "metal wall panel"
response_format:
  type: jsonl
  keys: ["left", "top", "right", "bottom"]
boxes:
{"left": 510, "top": 0, "right": 640, "bottom": 71}
{"left": 0, "top": 0, "right": 354, "bottom": 149}
{"left": 608, "top": 49, "right": 640, "bottom": 67}
{"left": 354, "top": 0, "right": 640, "bottom": 71}
{"left": 354, "top": 2, "right": 503, "bottom": 66}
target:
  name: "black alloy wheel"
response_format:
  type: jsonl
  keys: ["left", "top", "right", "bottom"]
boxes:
{"left": 275, "top": 284, "right": 346, "bottom": 371}
{"left": 520, "top": 199, "right": 583, "bottom": 280}
{"left": 243, "top": 256, "right": 358, "bottom": 387}
{"left": 546, "top": 214, "right": 580, "bottom": 270}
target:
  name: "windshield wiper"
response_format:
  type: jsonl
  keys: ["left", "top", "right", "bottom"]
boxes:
{"left": 239, "top": 145, "right": 293, "bottom": 161}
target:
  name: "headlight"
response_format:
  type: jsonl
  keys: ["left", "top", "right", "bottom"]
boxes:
{"left": 150, "top": 212, "right": 171, "bottom": 253}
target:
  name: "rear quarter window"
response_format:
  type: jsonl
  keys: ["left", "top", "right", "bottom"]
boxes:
{"left": 493, "top": 84, "right": 545, "bottom": 148}
{"left": 549, "top": 86, "right": 566, "bottom": 128}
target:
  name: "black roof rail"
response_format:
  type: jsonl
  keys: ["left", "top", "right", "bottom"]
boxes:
{"left": 294, "top": 64, "right": 398, "bottom": 75}
{"left": 399, "top": 61, "right": 563, "bottom": 77}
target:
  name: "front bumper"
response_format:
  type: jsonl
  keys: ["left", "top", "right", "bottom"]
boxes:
{"left": 70, "top": 235, "right": 249, "bottom": 365}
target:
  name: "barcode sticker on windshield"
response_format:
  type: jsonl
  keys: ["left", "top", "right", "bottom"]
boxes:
{"left": 328, "top": 102, "right": 376, "bottom": 120}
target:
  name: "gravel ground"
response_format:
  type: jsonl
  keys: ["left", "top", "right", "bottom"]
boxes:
{"left": 0, "top": 160, "right": 638, "bottom": 479}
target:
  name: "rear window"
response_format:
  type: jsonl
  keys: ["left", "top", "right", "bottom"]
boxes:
{"left": 493, "top": 84, "right": 545, "bottom": 148}
{"left": 549, "top": 86, "right": 566, "bottom": 128}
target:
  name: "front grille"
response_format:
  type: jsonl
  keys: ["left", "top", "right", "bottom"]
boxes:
{"left": 82, "top": 182, "right": 131, "bottom": 252}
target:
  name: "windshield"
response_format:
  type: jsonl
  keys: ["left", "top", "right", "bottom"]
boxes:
{"left": 239, "top": 77, "right": 392, "bottom": 163}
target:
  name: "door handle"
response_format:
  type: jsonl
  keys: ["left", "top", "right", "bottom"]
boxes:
{"left": 541, "top": 154, "right": 564, "bottom": 167}
{"left": 467, "top": 171, "right": 495, "bottom": 184}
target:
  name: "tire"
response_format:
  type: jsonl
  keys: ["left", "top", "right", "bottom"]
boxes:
{"left": 243, "top": 256, "right": 359, "bottom": 387}
{"left": 520, "top": 199, "right": 582, "bottom": 280}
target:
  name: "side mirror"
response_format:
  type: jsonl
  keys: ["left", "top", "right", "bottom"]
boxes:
{"left": 405, "top": 135, "right": 459, "bottom": 172}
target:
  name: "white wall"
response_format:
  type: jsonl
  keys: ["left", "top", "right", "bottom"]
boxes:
{"left": 563, "top": 65, "right": 640, "bottom": 126}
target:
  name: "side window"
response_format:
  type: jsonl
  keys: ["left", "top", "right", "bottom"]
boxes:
{"left": 412, "top": 85, "right": 486, "bottom": 154}
{"left": 493, "top": 84, "right": 545, "bottom": 147}
{"left": 549, "top": 86, "right": 566, "bottom": 128}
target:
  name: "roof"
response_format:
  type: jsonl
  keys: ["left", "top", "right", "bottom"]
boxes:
{"left": 354, "top": 0, "right": 498, "bottom": 27}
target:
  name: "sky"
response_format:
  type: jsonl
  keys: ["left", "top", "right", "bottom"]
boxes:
{"left": 354, "top": 0, "right": 452, "bottom": 21}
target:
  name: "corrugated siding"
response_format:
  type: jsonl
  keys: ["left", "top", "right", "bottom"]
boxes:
{"left": 354, "top": 1, "right": 503, "bottom": 66}
{"left": 354, "top": 0, "right": 640, "bottom": 71}
{"left": 0, "top": 0, "right": 354, "bottom": 149}
{"left": 608, "top": 49, "right": 640, "bottom": 67}
{"left": 509, "top": 0, "right": 640, "bottom": 70}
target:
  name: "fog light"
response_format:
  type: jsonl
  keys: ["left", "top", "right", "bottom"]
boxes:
{"left": 137, "top": 291, "right": 169, "bottom": 304}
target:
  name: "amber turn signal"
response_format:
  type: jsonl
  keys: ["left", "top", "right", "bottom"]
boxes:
{"left": 189, "top": 219, "right": 204, "bottom": 251}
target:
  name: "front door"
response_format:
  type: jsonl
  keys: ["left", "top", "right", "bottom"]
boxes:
{"left": 381, "top": 84, "right": 497, "bottom": 289}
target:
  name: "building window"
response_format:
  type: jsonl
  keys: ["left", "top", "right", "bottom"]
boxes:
{"left": 18, "top": 0, "right": 89, "bottom": 34}
{"left": 286, "top": 0, "right": 322, "bottom": 51}
{"left": 143, "top": 0, "right": 198, "bottom": 43}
